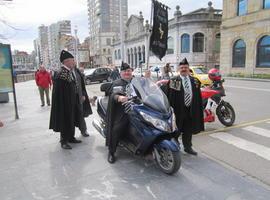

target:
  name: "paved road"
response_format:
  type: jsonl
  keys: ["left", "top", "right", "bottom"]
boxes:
{"left": 0, "top": 79, "right": 269, "bottom": 200}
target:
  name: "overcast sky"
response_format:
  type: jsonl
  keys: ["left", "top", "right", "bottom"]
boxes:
{"left": 0, "top": 0, "right": 222, "bottom": 53}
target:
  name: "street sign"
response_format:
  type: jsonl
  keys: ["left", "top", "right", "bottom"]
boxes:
{"left": 0, "top": 44, "right": 13, "bottom": 93}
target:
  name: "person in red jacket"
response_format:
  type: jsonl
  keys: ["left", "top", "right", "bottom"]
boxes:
{"left": 35, "top": 65, "right": 52, "bottom": 106}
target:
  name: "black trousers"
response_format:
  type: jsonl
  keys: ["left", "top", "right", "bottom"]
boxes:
{"left": 109, "top": 116, "right": 129, "bottom": 154}
{"left": 60, "top": 128, "right": 75, "bottom": 144}
{"left": 77, "top": 103, "right": 87, "bottom": 133}
{"left": 178, "top": 106, "right": 193, "bottom": 149}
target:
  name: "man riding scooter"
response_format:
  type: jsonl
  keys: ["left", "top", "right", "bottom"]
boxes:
{"left": 106, "top": 62, "right": 137, "bottom": 163}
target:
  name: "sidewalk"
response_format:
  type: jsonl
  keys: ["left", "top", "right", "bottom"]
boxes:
{"left": 1, "top": 81, "right": 270, "bottom": 200}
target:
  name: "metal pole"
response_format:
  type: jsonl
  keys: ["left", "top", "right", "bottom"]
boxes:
{"left": 74, "top": 26, "right": 79, "bottom": 67}
{"left": 146, "top": 0, "right": 154, "bottom": 70}
{"left": 119, "top": 0, "right": 125, "bottom": 62}
{"left": 7, "top": 44, "right": 19, "bottom": 119}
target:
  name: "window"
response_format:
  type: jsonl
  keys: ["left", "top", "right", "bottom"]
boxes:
{"left": 193, "top": 33, "right": 204, "bottom": 53}
{"left": 181, "top": 34, "right": 190, "bottom": 53}
{"left": 238, "top": 0, "right": 248, "bottom": 16}
{"left": 114, "top": 50, "right": 117, "bottom": 60}
{"left": 257, "top": 35, "right": 270, "bottom": 67}
{"left": 215, "top": 33, "right": 221, "bottom": 53}
{"left": 106, "top": 38, "right": 111, "bottom": 45}
{"left": 118, "top": 49, "right": 121, "bottom": 60}
{"left": 232, "top": 39, "right": 246, "bottom": 67}
{"left": 167, "top": 37, "right": 174, "bottom": 54}
{"left": 264, "top": 0, "right": 270, "bottom": 9}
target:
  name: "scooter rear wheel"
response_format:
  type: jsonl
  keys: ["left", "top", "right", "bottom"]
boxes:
{"left": 154, "top": 147, "right": 181, "bottom": 175}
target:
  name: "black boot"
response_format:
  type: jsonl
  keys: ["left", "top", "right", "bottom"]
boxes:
{"left": 107, "top": 152, "right": 116, "bottom": 164}
{"left": 81, "top": 131, "right": 90, "bottom": 137}
{"left": 61, "top": 142, "right": 72, "bottom": 150}
{"left": 184, "top": 147, "right": 198, "bottom": 156}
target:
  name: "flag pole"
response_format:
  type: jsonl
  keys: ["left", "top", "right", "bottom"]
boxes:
{"left": 146, "top": 0, "right": 154, "bottom": 70}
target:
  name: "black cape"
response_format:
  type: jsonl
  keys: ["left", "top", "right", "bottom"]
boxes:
{"left": 49, "top": 67, "right": 79, "bottom": 132}
{"left": 74, "top": 68, "right": 92, "bottom": 117}
{"left": 105, "top": 79, "right": 129, "bottom": 152}
{"left": 161, "top": 76, "right": 204, "bottom": 134}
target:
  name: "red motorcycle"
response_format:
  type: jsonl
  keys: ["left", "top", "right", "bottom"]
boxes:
{"left": 157, "top": 68, "right": 236, "bottom": 127}
{"left": 202, "top": 68, "right": 235, "bottom": 127}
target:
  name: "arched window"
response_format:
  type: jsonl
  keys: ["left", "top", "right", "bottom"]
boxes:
{"left": 142, "top": 45, "right": 145, "bottom": 63}
{"left": 193, "top": 33, "right": 204, "bottom": 53}
{"left": 118, "top": 49, "right": 121, "bottom": 60}
{"left": 238, "top": 0, "right": 248, "bottom": 16}
{"left": 264, "top": 0, "right": 270, "bottom": 9}
{"left": 167, "top": 37, "right": 174, "bottom": 54}
{"left": 232, "top": 39, "right": 246, "bottom": 67}
{"left": 138, "top": 47, "right": 142, "bottom": 62}
{"left": 130, "top": 48, "right": 134, "bottom": 66}
{"left": 181, "top": 34, "right": 190, "bottom": 53}
{"left": 257, "top": 35, "right": 270, "bottom": 68}
{"left": 127, "top": 49, "right": 130, "bottom": 64}
{"left": 114, "top": 50, "right": 117, "bottom": 60}
{"left": 215, "top": 33, "right": 221, "bottom": 53}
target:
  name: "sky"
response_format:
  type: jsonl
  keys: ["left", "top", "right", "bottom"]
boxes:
{"left": 0, "top": 0, "right": 222, "bottom": 53}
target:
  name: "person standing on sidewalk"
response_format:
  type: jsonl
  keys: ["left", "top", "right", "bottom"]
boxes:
{"left": 160, "top": 58, "right": 204, "bottom": 156}
{"left": 49, "top": 50, "right": 82, "bottom": 150}
{"left": 0, "top": 120, "right": 3, "bottom": 127}
{"left": 35, "top": 65, "right": 52, "bottom": 107}
{"left": 73, "top": 66, "right": 92, "bottom": 137}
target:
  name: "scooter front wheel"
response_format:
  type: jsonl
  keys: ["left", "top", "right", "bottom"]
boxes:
{"left": 154, "top": 147, "right": 181, "bottom": 175}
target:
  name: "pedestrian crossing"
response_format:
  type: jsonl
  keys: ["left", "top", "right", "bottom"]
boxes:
{"left": 209, "top": 122, "right": 270, "bottom": 162}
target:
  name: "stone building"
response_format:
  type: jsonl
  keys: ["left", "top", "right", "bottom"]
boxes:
{"left": 220, "top": 0, "right": 270, "bottom": 75}
{"left": 112, "top": 2, "right": 222, "bottom": 69}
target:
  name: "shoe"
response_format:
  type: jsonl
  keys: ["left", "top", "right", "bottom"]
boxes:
{"left": 184, "top": 148, "right": 198, "bottom": 156}
{"left": 47, "top": 103, "right": 51, "bottom": 106}
{"left": 61, "top": 143, "right": 72, "bottom": 150}
{"left": 81, "top": 131, "right": 89, "bottom": 137}
{"left": 69, "top": 138, "right": 82, "bottom": 143}
{"left": 107, "top": 152, "right": 116, "bottom": 164}
{"left": 41, "top": 104, "right": 45, "bottom": 107}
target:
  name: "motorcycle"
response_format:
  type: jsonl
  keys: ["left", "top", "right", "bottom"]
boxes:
{"left": 92, "top": 77, "right": 181, "bottom": 175}
{"left": 202, "top": 79, "right": 236, "bottom": 127}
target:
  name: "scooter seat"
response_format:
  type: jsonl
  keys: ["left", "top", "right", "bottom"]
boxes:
{"left": 100, "top": 97, "right": 109, "bottom": 112}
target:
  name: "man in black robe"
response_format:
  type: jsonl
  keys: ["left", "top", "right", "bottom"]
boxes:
{"left": 49, "top": 50, "right": 82, "bottom": 149}
{"left": 161, "top": 58, "right": 204, "bottom": 155}
{"left": 73, "top": 67, "right": 92, "bottom": 137}
{"left": 106, "top": 62, "right": 135, "bottom": 163}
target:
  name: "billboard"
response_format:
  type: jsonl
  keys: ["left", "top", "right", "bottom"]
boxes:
{"left": 0, "top": 44, "right": 13, "bottom": 93}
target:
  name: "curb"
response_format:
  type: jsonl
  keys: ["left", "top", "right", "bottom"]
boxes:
{"left": 224, "top": 77, "right": 270, "bottom": 82}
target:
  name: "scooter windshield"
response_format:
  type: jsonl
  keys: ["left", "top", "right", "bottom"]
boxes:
{"left": 131, "top": 77, "right": 170, "bottom": 113}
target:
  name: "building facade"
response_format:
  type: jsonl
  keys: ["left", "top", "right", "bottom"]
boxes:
{"left": 12, "top": 50, "right": 34, "bottom": 70}
{"left": 48, "top": 20, "right": 72, "bottom": 69}
{"left": 112, "top": 2, "right": 222, "bottom": 69}
{"left": 38, "top": 25, "right": 50, "bottom": 67}
{"left": 87, "top": 0, "right": 128, "bottom": 67}
{"left": 220, "top": 0, "right": 270, "bottom": 75}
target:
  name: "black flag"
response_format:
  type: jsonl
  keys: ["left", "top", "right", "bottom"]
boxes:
{"left": 149, "top": 0, "right": 169, "bottom": 60}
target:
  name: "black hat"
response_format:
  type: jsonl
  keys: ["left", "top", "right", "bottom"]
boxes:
{"left": 60, "top": 50, "right": 74, "bottom": 63}
{"left": 179, "top": 58, "right": 189, "bottom": 66}
{"left": 120, "top": 62, "right": 132, "bottom": 71}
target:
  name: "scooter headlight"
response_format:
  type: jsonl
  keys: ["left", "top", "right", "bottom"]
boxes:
{"left": 140, "top": 111, "right": 171, "bottom": 132}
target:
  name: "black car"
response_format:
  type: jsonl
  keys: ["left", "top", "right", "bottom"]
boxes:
{"left": 84, "top": 68, "right": 112, "bottom": 85}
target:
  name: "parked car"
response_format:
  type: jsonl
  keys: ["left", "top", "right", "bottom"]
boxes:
{"left": 189, "top": 66, "right": 212, "bottom": 86}
{"left": 84, "top": 67, "right": 112, "bottom": 85}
